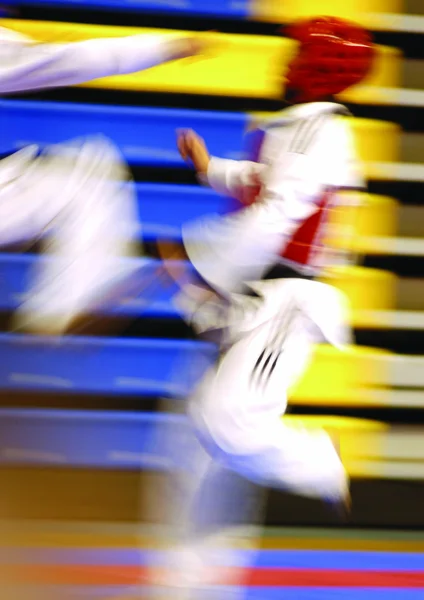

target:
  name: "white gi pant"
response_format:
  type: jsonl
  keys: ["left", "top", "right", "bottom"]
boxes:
{"left": 189, "top": 277, "right": 350, "bottom": 499}
{"left": 150, "top": 277, "right": 351, "bottom": 599}
{"left": 0, "top": 136, "right": 138, "bottom": 334}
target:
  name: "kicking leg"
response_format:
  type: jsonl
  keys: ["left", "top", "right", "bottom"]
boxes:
{"left": 14, "top": 137, "right": 139, "bottom": 335}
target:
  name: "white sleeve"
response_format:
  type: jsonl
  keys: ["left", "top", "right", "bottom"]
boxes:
{"left": 0, "top": 28, "right": 178, "bottom": 93}
{"left": 205, "top": 157, "right": 267, "bottom": 199}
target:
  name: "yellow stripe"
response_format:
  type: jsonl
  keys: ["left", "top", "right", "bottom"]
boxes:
{"left": 320, "top": 266, "right": 396, "bottom": 312}
{"left": 5, "top": 533, "right": 424, "bottom": 552}
{"left": 291, "top": 343, "right": 393, "bottom": 407}
{"left": 251, "top": 0, "right": 403, "bottom": 25}
{"left": 327, "top": 194, "right": 399, "bottom": 253}
{"left": 260, "top": 538, "right": 424, "bottom": 551}
{"left": 1, "top": 19, "right": 400, "bottom": 101}
{"left": 284, "top": 415, "right": 386, "bottom": 431}
{"left": 349, "top": 118, "right": 400, "bottom": 163}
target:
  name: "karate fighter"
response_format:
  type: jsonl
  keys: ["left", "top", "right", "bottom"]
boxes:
{"left": 153, "top": 15, "right": 375, "bottom": 595}
{"left": 0, "top": 18, "right": 204, "bottom": 334}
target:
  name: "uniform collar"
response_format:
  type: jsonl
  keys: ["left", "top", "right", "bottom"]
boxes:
{"left": 260, "top": 102, "right": 350, "bottom": 130}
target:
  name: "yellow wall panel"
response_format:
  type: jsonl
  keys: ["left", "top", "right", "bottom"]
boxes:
{"left": 326, "top": 194, "right": 399, "bottom": 253}
{"left": 347, "top": 118, "right": 400, "bottom": 163}
{"left": 2, "top": 20, "right": 400, "bottom": 101}
{"left": 290, "top": 344, "right": 392, "bottom": 406}
{"left": 319, "top": 266, "right": 396, "bottom": 312}
{"left": 355, "top": 194, "right": 399, "bottom": 239}
{"left": 252, "top": 0, "right": 404, "bottom": 24}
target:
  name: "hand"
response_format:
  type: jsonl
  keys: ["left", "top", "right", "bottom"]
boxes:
{"left": 166, "top": 36, "right": 207, "bottom": 61}
{"left": 177, "top": 129, "right": 210, "bottom": 175}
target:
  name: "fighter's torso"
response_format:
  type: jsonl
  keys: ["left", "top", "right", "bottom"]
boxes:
{"left": 229, "top": 103, "right": 364, "bottom": 276}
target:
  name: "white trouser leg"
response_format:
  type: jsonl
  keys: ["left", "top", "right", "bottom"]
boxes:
{"left": 150, "top": 279, "right": 350, "bottom": 600}
{"left": 152, "top": 449, "right": 262, "bottom": 600}
{"left": 190, "top": 280, "right": 349, "bottom": 502}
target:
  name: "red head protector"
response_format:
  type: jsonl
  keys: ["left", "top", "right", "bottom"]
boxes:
{"left": 284, "top": 16, "right": 375, "bottom": 104}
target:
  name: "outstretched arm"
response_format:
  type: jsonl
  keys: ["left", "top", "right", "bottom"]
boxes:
{"left": 0, "top": 27, "right": 204, "bottom": 93}
{"left": 177, "top": 128, "right": 265, "bottom": 200}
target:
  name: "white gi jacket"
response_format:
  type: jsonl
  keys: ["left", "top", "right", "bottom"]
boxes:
{"left": 183, "top": 102, "right": 365, "bottom": 295}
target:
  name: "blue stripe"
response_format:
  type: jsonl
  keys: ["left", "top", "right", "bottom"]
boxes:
{"left": 0, "top": 100, "right": 248, "bottom": 166}
{"left": 245, "top": 591, "right": 424, "bottom": 600}
{"left": 0, "top": 409, "right": 200, "bottom": 469}
{"left": 254, "top": 550, "right": 424, "bottom": 571}
{"left": 0, "top": 254, "right": 190, "bottom": 318}
{"left": 3, "top": 0, "right": 250, "bottom": 17}
{"left": 0, "top": 335, "right": 217, "bottom": 397}
{"left": 58, "top": 587, "right": 424, "bottom": 600}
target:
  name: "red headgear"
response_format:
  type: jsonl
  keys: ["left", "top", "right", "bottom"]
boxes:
{"left": 284, "top": 16, "right": 375, "bottom": 104}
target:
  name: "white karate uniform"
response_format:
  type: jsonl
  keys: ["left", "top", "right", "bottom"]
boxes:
{"left": 183, "top": 102, "right": 364, "bottom": 293}
{"left": 155, "top": 103, "right": 366, "bottom": 599}
{"left": 0, "top": 25, "right": 181, "bottom": 333}
{"left": 176, "top": 103, "right": 364, "bottom": 500}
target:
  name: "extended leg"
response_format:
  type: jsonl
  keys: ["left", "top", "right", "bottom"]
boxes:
{"left": 13, "top": 137, "right": 139, "bottom": 334}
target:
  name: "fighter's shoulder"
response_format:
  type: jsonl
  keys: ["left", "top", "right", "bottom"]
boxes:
{"left": 258, "top": 103, "right": 351, "bottom": 158}
{"left": 321, "top": 111, "right": 357, "bottom": 151}
{"left": 259, "top": 102, "right": 350, "bottom": 131}
{"left": 259, "top": 103, "right": 353, "bottom": 151}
